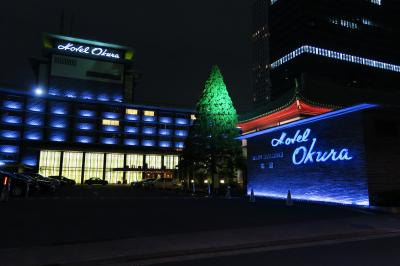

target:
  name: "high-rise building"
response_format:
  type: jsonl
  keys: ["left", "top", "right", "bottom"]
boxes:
{"left": 252, "top": 0, "right": 400, "bottom": 108}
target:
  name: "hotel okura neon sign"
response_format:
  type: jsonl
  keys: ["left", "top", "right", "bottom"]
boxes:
{"left": 271, "top": 128, "right": 353, "bottom": 165}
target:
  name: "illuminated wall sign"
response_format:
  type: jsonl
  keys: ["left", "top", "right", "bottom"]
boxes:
{"left": 57, "top": 42, "right": 121, "bottom": 59}
{"left": 271, "top": 128, "right": 353, "bottom": 165}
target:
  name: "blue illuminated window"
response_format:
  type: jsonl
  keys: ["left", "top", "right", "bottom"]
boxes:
{"left": 125, "top": 139, "right": 139, "bottom": 146}
{"left": 125, "top": 126, "right": 138, "bottom": 134}
{"left": 0, "top": 145, "right": 19, "bottom": 154}
{"left": 65, "top": 90, "right": 77, "bottom": 98}
{"left": 2, "top": 115, "right": 22, "bottom": 124}
{"left": 0, "top": 130, "right": 20, "bottom": 139}
{"left": 175, "top": 130, "right": 188, "bottom": 137}
{"left": 50, "top": 105, "right": 68, "bottom": 115}
{"left": 27, "top": 99, "right": 45, "bottom": 112}
{"left": 49, "top": 131, "right": 66, "bottom": 142}
{"left": 159, "top": 129, "right": 171, "bottom": 136}
{"left": 78, "top": 110, "right": 96, "bottom": 117}
{"left": 22, "top": 157, "right": 37, "bottom": 167}
{"left": 98, "top": 94, "right": 110, "bottom": 101}
{"left": 271, "top": 45, "right": 400, "bottom": 73}
{"left": 175, "top": 118, "right": 188, "bottom": 125}
{"left": 48, "top": 88, "right": 61, "bottom": 96}
{"left": 50, "top": 118, "right": 68, "bottom": 129}
{"left": 81, "top": 91, "right": 94, "bottom": 100}
{"left": 175, "top": 142, "right": 184, "bottom": 149}
{"left": 102, "top": 137, "right": 117, "bottom": 145}
{"left": 142, "top": 139, "right": 155, "bottom": 147}
{"left": 113, "top": 95, "right": 123, "bottom": 102}
{"left": 126, "top": 114, "right": 140, "bottom": 121}
{"left": 76, "top": 123, "right": 94, "bottom": 131}
{"left": 76, "top": 136, "right": 93, "bottom": 143}
{"left": 143, "top": 116, "right": 156, "bottom": 123}
{"left": 143, "top": 127, "right": 156, "bottom": 135}
{"left": 3, "top": 100, "right": 23, "bottom": 110}
{"left": 103, "top": 125, "right": 119, "bottom": 132}
{"left": 159, "top": 141, "right": 171, "bottom": 148}
{"left": 160, "top": 117, "right": 173, "bottom": 124}
{"left": 26, "top": 115, "right": 44, "bottom": 126}
{"left": 103, "top": 112, "right": 120, "bottom": 119}
{"left": 25, "top": 130, "right": 43, "bottom": 141}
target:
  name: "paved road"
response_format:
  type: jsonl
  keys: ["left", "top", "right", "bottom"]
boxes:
{"left": 0, "top": 186, "right": 370, "bottom": 249}
{"left": 155, "top": 235, "right": 400, "bottom": 266}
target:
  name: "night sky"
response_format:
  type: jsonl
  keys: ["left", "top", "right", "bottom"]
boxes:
{"left": 0, "top": 0, "right": 253, "bottom": 113}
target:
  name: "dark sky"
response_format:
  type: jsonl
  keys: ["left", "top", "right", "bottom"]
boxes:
{"left": 0, "top": 0, "right": 253, "bottom": 113}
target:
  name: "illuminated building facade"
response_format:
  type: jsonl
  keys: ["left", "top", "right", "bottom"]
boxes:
{"left": 239, "top": 104, "right": 400, "bottom": 207}
{"left": 252, "top": 0, "right": 400, "bottom": 107}
{"left": 0, "top": 34, "right": 194, "bottom": 184}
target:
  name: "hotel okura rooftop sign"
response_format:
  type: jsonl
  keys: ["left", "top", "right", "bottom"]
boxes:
{"left": 56, "top": 42, "right": 121, "bottom": 59}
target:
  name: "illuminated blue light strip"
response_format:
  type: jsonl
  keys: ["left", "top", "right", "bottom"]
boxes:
{"left": 102, "top": 138, "right": 117, "bottom": 145}
{"left": 1, "top": 130, "right": 20, "bottom": 139}
{"left": 160, "top": 117, "right": 173, "bottom": 124}
{"left": 238, "top": 103, "right": 378, "bottom": 140}
{"left": 142, "top": 140, "right": 155, "bottom": 147}
{"left": 103, "top": 125, "right": 119, "bottom": 132}
{"left": 76, "top": 136, "right": 93, "bottom": 144}
{"left": 3, "top": 100, "right": 23, "bottom": 110}
{"left": 143, "top": 116, "right": 156, "bottom": 122}
{"left": 176, "top": 118, "right": 188, "bottom": 125}
{"left": 103, "top": 112, "right": 120, "bottom": 119}
{"left": 125, "top": 139, "right": 139, "bottom": 146}
{"left": 248, "top": 190, "right": 369, "bottom": 206}
{"left": 159, "top": 129, "right": 171, "bottom": 136}
{"left": 3, "top": 115, "right": 22, "bottom": 124}
{"left": 126, "top": 114, "right": 140, "bottom": 121}
{"left": 125, "top": 126, "right": 138, "bottom": 134}
{"left": 271, "top": 45, "right": 400, "bottom": 73}
{"left": 175, "top": 142, "right": 184, "bottom": 149}
{"left": 0, "top": 145, "right": 19, "bottom": 154}
{"left": 159, "top": 141, "right": 171, "bottom": 148}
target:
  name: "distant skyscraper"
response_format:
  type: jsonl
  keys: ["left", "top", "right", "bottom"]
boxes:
{"left": 252, "top": 0, "right": 400, "bottom": 108}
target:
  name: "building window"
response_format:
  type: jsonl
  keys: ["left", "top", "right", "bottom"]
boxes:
{"left": 105, "top": 154, "right": 124, "bottom": 184}
{"left": 145, "top": 155, "right": 162, "bottom": 169}
{"left": 84, "top": 153, "right": 104, "bottom": 181}
{"left": 144, "top": 110, "right": 155, "bottom": 116}
{"left": 102, "top": 119, "right": 120, "bottom": 126}
{"left": 39, "top": 151, "right": 61, "bottom": 177}
{"left": 190, "top": 114, "right": 197, "bottom": 120}
{"left": 62, "top": 151, "right": 84, "bottom": 184}
{"left": 126, "top": 109, "right": 138, "bottom": 115}
{"left": 164, "top": 155, "right": 179, "bottom": 170}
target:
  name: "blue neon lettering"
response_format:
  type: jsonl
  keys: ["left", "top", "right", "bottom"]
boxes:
{"left": 271, "top": 129, "right": 310, "bottom": 147}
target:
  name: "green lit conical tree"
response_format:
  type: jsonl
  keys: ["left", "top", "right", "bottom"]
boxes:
{"left": 180, "top": 65, "right": 244, "bottom": 193}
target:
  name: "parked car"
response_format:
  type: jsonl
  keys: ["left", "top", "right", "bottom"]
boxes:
{"left": 153, "top": 178, "right": 182, "bottom": 190}
{"left": 22, "top": 173, "right": 58, "bottom": 193}
{"left": 141, "top": 178, "right": 156, "bottom": 189}
{"left": 48, "top": 176, "right": 76, "bottom": 186}
{"left": 9, "top": 173, "right": 38, "bottom": 197}
{"left": 14, "top": 173, "right": 40, "bottom": 196}
{"left": 84, "top": 178, "right": 108, "bottom": 185}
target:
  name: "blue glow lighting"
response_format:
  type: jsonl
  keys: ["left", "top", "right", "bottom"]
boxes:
{"left": 23, "top": 157, "right": 38, "bottom": 167}
{"left": 126, "top": 114, "right": 140, "bottom": 121}
{"left": 65, "top": 90, "right": 77, "bottom": 98}
{"left": 26, "top": 116, "right": 44, "bottom": 127}
{"left": 159, "top": 141, "right": 171, "bottom": 148}
{"left": 175, "top": 142, "right": 184, "bottom": 149}
{"left": 160, "top": 117, "right": 173, "bottom": 124}
{"left": 175, "top": 118, "right": 188, "bottom": 125}
{"left": 0, "top": 145, "right": 19, "bottom": 154}
{"left": 142, "top": 140, "right": 155, "bottom": 147}
{"left": 77, "top": 123, "right": 94, "bottom": 131}
{"left": 159, "top": 129, "right": 171, "bottom": 136}
{"left": 34, "top": 87, "right": 44, "bottom": 96}
{"left": 51, "top": 107, "right": 68, "bottom": 115}
{"left": 238, "top": 104, "right": 378, "bottom": 140}
{"left": 103, "top": 125, "right": 119, "bottom": 132}
{"left": 81, "top": 91, "right": 94, "bottom": 100}
{"left": 103, "top": 112, "right": 119, "bottom": 119}
{"left": 113, "top": 95, "right": 123, "bottom": 102}
{"left": 50, "top": 132, "right": 66, "bottom": 142}
{"left": 79, "top": 110, "right": 95, "bottom": 117}
{"left": 27, "top": 101, "right": 45, "bottom": 112}
{"left": 3, "top": 115, "right": 22, "bottom": 124}
{"left": 98, "top": 94, "right": 110, "bottom": 101}
{"left": 143, "top": 127, "right": 156, "bottom": 135}
{"left": 1, "top": 130, "right": 20, "bottom": 139}
{"left": 175, "top": 130, "right": 188, "bottom": 137}
{"left": 143, "top": 116, "right": 156, "bottom": 123}
{"left": 271, "top": 45, "right": 400, "bottom": 73}
{"left": 102, "top": 138, "right": 117, "bottom": 145}
{"left": 125, "top": 139, "right": 139, "bottom": 146}
{"left": 48, "top": 88, "right": 61, "bottom": 96}
{"left": 3, "top": 100, "right": 23, "bottom": 110}
{"left": 25, "top": 131, "right": 43, "bottom": 140}
{"left": 76, "top": 136, "right": 93, "bottom": 144}
{"left": 125, "top": 126, "right": 138, "bottom": 134}
{"left": 50, "top": 118, "right": 67, "bottom": 129}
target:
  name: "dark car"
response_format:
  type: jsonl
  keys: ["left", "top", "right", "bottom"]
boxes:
{"left": 0, "top": 170, "right": 11, "bottom": 201}
{"left": 22, "top": 173, "right": 58, "bottom": 193}
{"left": 14, "top": 173, "right": 40, "bottom": 196}
{"left": 84, "top": 178, "right": 108, "bottom": 185}
{"left": 48, "top": 176, "right": 76, "bottom": 186}
{"left": 9, "top": 173, "right": 38, "bottom": 197}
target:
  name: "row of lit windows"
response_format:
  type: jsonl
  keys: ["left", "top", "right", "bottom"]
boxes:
{"left": 38, "top": 150, "right": 179, "bottom": 184}
{"left": 102, "top": 119, "right": 120, "bottom": 126}
{"left": 270, "top": 45, "right": 400, "bottom": 73}
{"left": 329, "top": 17, "right": 378, "bottom": 29}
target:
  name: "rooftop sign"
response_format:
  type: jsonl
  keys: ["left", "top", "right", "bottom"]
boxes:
{"left": 56, "top": 42, "right": 121, "bottom": 59}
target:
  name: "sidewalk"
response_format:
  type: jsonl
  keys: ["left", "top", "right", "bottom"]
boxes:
{"left": 1, "top": 215, "right": 400, "bottom": 266}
